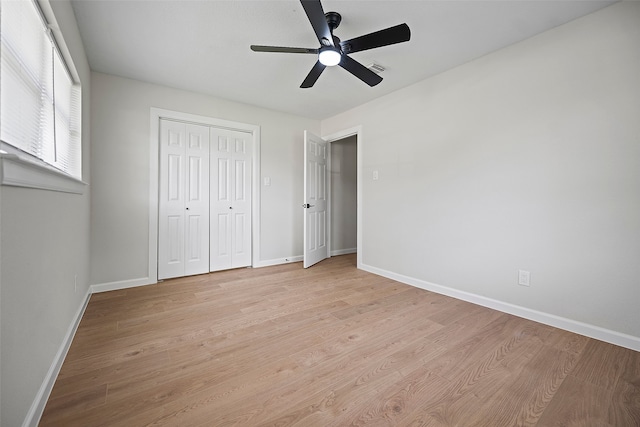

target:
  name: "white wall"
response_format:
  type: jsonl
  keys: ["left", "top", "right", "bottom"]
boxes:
{"left": 90, "top": 72, "right": 320, "bottom": 286}
{"left": 322, "top": 2, "right": 640, "bottom": 344}
{"left": 0, "top": 149, "right": 2, "bottom": 427}
{"left": 330, "top": 136, "right": 357, "bottom": 254}
{"left": 0, "top": 1, "right": 92, "bottom": 425}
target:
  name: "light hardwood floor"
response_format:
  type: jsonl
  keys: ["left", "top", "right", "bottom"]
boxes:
{"left": 40, "top": 254, "right": 640, "bottom": 426}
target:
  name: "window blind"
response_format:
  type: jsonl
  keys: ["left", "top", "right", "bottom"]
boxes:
{"left": 0, "top": 0, "right": 82, "bottom": 179}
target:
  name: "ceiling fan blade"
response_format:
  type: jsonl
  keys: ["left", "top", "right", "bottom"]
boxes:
{"left": 340, "top": 23, "right": 411, "bottom": 54}
{"left": 300, "top": 60, "right": 326, "bottom": 88}
{"left": 339, "top": 55, "right": 383, "bottom": 87}
{"left": 300, "top": 0, "right": 334, "bottom": 47}
{"left": 251, "top": 45, "right": 318, "bottom": 54}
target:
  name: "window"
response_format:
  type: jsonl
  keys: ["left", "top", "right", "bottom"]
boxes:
{"left": 1, "top": 0, "right": 82, "bottom": 182}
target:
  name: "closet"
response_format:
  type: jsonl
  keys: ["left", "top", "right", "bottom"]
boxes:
{"left": 158, "top": 119, "right": 252, "bottom": 279}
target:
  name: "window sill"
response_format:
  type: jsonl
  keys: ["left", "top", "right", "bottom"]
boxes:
{"left": 0, "top": 153, "right": 87, "bottom": 194}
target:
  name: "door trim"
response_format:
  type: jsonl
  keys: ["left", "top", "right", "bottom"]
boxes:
{"left": 323, "top": 125, "right": 362, "bottom": 269}
{"left": 149, "top": 107, "right": 261, "bottom": 283}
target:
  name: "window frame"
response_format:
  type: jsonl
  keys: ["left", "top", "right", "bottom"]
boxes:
{"left": 0, "top": 146, "right": 86, "bottom": 194}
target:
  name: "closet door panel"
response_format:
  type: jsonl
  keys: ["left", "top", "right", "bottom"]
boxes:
{"left": 159, "top": 120, "right": 210, "bottom": 279}
{"left": 158, "top": 120, "right": 186, "bottom": 279}
{"left": 184, "top": 124, "right": 210, "bottom": 276}
{"left": 210, "top": 128, "right": 252, "bottom": 271}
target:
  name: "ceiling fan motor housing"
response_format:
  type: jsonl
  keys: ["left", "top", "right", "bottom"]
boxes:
{"left": 325, "top": 11, "right": 341, "bottom": 30}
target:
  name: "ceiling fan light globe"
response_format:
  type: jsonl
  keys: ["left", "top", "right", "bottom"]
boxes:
{"left": 318, "top": 48, "right": 341, "bottom": 66}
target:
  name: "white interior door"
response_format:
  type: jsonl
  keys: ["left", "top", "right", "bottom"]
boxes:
{"left": 158, "top": 120, "right": 210, "bottom": 279}
{"left": 303, "top": 130, "right": 328, "bottom": 268}
{"left": 210, "top": 127, "right": 252, "bottom": 272}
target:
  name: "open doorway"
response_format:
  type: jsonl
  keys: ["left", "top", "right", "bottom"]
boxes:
{"left": 329, "top": 135, "right": 357, "bottom": 257}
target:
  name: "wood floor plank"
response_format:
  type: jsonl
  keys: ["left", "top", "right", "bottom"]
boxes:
{"left": 249, "top": 324, "right": 446, "bottom": 426}
{"left": 569, "top": 338, "right": 633, "bottom": 390}
{"left": 351, "top": 322, "right": 543, "bottom": 426}
{"left": 39, "top": 254, "right": 640, "bottom": 426}
{"left": 49, "top": 350, "right": 171, "bottom": 398}
{"left": 40, "top": 383, "right": 108, "bottom": 424}
{"left": 473, "top": 345, "right": 579, "bottom": 426}
{"left": 190, "top": 319, "right": 443, "bottom": 426}
{"left": 610, "top": 349, "right": 640, "bottom": 426}
{"left": 535, "top": 375, "right": 615, "bottom": 427}
{"left": 78, "top": 315, "right": 343, "bottom": 425}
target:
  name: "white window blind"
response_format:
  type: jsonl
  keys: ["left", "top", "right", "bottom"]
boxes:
{"left": 1, "top": 0, "right": 82, "bottom": 179}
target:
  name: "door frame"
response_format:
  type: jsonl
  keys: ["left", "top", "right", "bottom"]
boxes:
{"left": 149, "top": 107, "right": 261, "bottom": 283}
{"left": 323, "top": 125, "right": 362, "bottom": 269}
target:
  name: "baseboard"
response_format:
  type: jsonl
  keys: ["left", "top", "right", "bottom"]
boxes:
{"left": 360, "top": 263, "right": 640, "bottom": 352}
{"left": 90, "top": 276, "right": 155, "bottom": 293}
{"left": 253, "top": 255, "right": 303, "bottom": 268}
{"left": 22, "top": 288, "right": 92, "bottom": 427}
{"left": 330, "top": 247, "right": 357, "bottom": 256}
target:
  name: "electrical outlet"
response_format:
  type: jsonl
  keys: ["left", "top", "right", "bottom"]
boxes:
{"left": 518, "top": 270, "right": 530, "bottom": 287}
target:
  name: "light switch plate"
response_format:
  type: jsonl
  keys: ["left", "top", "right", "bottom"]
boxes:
{"left": 518, "top": 270, "right": 530, "bottom": 286}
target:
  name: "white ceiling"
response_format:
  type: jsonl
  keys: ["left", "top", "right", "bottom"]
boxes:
{"left": 70, "top": 0, "right": 616, "bottom": 119}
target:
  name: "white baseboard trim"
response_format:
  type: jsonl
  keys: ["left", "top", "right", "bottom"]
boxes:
{"left": 330, "top": 247, "right": 357, "bottom": 256}
{"left": 360, "top": 263, "right": 640, "bottom": 352}
{"left": 90, "top": 276, "right": 156, "bottom": 294}
{"left": 23, "top": 288, "right": 92, "bottom": 427}
{"left": 253, "top": 255, "right": 303, "bottom": 268}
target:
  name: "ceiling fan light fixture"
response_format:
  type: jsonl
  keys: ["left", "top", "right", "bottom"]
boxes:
{"left": 318, "top": 47, "right": 341, "bottom": 66}
{"left": 250, "top": 0, "right": 411, "bottom": 87}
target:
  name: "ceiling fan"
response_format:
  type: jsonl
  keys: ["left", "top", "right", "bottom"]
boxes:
{"left": 250, "top": 0, "right": 411, "bottom": 88}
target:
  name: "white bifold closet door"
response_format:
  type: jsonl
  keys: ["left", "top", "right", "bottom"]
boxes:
{"left": 158, "top": 119, "right": 210, "bottom": 280}
{"left": 210, "top": 127, "right": 252, "bottom": 272}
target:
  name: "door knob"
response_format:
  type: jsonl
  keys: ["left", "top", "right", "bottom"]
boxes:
{"left": 186, "top": 207, "right": 190, "bottom": 210}
{"left": 302, "top": 204, "right": 314, "bottom": 208}
{"left": 229, "top": 206, "right": 233, "bottom": 209}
